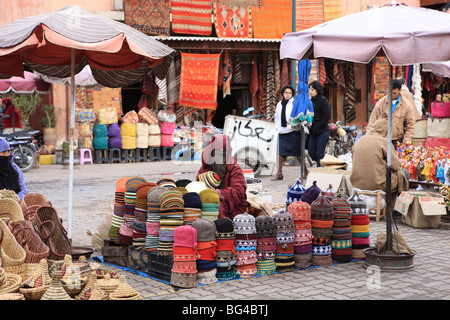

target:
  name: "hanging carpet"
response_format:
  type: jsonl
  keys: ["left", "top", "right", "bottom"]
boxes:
{"left": 323, "top": 0, "right": 342, "bottom": 21}
{"left": 265, "top": 52, "right": 276, "bottom": 121}
{"left": 344, "top": 62, "right": 356, "bottom": 123}
{"left": 124, "top": 0, "right": 171, "bottom": 36}
{"left": 171, "top": 0, "right": 213, "bottom": 35}
{"left": 250, "top": 53, "right": 259, "bottom": 96}
{"left": 213, "top": 3, "right": 252, "bottom": 38}
{"left": 296, "top": 0, "right": 324, "bottom": 31}
{"left": 222, "top": 51, "right": 233, "bottom": 98}
{"left": 251, "top": 0, "right": 292, "bottom": 39}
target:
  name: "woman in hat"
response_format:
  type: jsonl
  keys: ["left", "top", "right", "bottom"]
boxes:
{"left": 197, "top": 134, "right": 249, "bottom": 219}
{"left": 0, "top": 137, "right": 29, "bottom": 200}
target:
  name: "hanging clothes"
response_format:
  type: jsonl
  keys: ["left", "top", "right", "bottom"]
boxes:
{"left": 250, "top": 53, "right": 259, "bottom": 96}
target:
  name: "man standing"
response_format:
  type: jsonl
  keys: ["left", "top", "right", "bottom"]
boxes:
{"left": 367, "top": 79, "right": 416, "bottom": 148}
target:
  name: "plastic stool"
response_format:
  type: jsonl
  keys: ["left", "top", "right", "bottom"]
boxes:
{"left": 78, "top": 148, "right": 93, "bottom": 165}
{"left": 149, "top": 147, "right": 161, "bottom": 161}
{"left": 109, "top": 148, "right": 122, "bottom": 163}
{"left": 136, "top": 148, "right": 148, "bottom": 162}
{"left": 162, "top": 147, "right": 172, "bottom": 161}
{"left": 123, "top": 149, "right": 136, "bottom": 163}
{"left": 94, "top": 149, "right": 109, "bottom": 164}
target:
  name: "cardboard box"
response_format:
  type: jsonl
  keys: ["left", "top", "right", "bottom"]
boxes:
{"left": 305, "top": 170, "right": 353, "bottom": 198}
{"left": 394, "top": 191, "right": 447, "bottom": 228}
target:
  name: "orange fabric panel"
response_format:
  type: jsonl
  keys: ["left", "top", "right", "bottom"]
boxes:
{"left": 251, "top": 0, "right": 292, "bottom": 39}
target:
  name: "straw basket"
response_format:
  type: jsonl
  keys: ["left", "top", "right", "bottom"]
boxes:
{"left": 21, "top": 259, "right": 52, "bottom": 287}
{"left": 31, "top": 206, "right": 72, "bottom": 261}
{"left": 0, "top": 292, "right": 25, "bottom": 300}
{"left": 0, "top": 219, "right": 26, "bottom": 279}
{"left": 97, "top": 277, "right": 119, "bottom": 297}
{"left": 74, "top": 271, "right": 108, "bottom": 300}
{"left": 0, "top": 198, "right": 24, "bottom": 221}
{"left": 0, "top": 273, "right": 22, "bottom": 294}
{"left": 96, "top": 268, "right": 120, "bottom": 279}
{"left": 40, "top": 272, "right": 72, "bottom": 300}
{"left": 109, "top": 275, "right": 141, "bottom": 300}
{"left": 60, "top": 255, "right": 87, "bottom": 297}
{"left": 0, "top": 267, "right": 6, "bottom": 287}
{"left": 21, "top": 193, "right": 50, "bottom": 222}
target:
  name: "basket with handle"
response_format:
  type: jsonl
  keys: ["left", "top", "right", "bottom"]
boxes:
{"left": 21, "top": 193, "right": 51, "bottom": 222}
{"left": 31, "top": 206, "right": 72, "bottom": 261}
{"left": 0, "top": 219, "right": 26, "bottom": 279}
{"left": 0, "top": 198, "right": 24, "bottom": 222}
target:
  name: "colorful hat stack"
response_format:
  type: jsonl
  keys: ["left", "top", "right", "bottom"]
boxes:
{"left": 233, "top": 213, "right": 257, "bottom": 279}
{"left": 192, "top": 219, "right": 218, "bottom": 284}
{"left": 288, "top": 201, "right": 313, "bottom": 269}
{"left": 119, "top": 177, "right": 147, "bottom": 245}
{"left": 348, "top": 190, "right": 370, "bottom": 259}
{"left": 255, "top": 215, "right": 277, "bottom": 276}
{"left": 197, "top": 171, "right": 221, "bottom": 189}
{"left": 108, "top": 177, "right": 129, "bottom": 241}
{"left": 214, "top": 218, "right": 238, "bottom": 280}
{"left": 145, "top": 186, "right": 168, "bottom": 251}
{"left": 310, "top": 192, "right": 334, "bottom": 267}
{"left": 157, "top": 178, "right": 176, "bottom": 189}
{"left": 330, "top": 195, "right": 353, "bottom": 263}
{"left": 286, "top": 179, "right": 306, "bottom": 205}
{"left": 273, "top": 211, "right": 295, "bottom": 273}
{"left": 132, "top": 182, "right": 156, "bottom": 248}
{"left": 182, "top": 192, "right": 202, "bottom": 225}
{"left": 301, "top": 180, "right": 322, "bottom": 205}
{"left": 170, "top": 225, "right": 199, "bottom": 289}
{"left": 157, "top": 190, "right": 185, "bottom": 255}
{"left": 198, "top": 189, "right": 220, "bottom": 221}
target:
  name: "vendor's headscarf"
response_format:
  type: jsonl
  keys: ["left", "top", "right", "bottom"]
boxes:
{"left": 201, "top": 134, "right": 234, "bottom": 189}
{"left": 0, "top": 138, "right": 20, "bottom": 194}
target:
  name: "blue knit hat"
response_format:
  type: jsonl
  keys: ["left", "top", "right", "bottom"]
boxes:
{"left": 286, "top": 179, "right": 306, "bottom": 204}
{"left": 0, "top": 138, "right": 10, "bottom": 153}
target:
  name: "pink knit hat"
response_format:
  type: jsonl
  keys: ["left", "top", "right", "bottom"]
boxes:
{"left": 173, "top": 225, "right": 198, "bottom": 249}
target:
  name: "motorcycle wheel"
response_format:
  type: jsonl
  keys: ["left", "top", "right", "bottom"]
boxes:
{"left": 11, "top": 145, "right": 36, "bottom": 172}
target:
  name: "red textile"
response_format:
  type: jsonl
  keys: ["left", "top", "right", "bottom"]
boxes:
{"left": 1, "top": 98, "right": 22, "bottom": 129}
{"left": 197, "top": 134, "right": 249, "bottom": 220}
{"left": 250, "top": 53, "right": 258, "bottom": 96}
{"left": 171, "top": 0, "right": 213, "bottom": 35}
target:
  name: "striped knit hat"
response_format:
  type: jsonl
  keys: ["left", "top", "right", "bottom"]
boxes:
{"left": 286, "top": 179, "right": 306, "bottom": 205}
{"left": 159, "top": 190, "right": 184, "bottom": 209}
{"left": 182, "top": 192, "right": 202, "bottom": 225}
{"left": 199, "top": 189, "right": 220, "bottom": 221}
{"left": 197, "top": 171, "right": 221, "bottom": 189}
{"left": 157, "top": 178, "right": 176, "bottom": 189}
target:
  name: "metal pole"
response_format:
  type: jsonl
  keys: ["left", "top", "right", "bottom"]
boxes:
{"left": 386, "top": 64, "right": 393, "bottom": 252}
{"left": 68, "top": 48, "right": 75, "bottom": 240}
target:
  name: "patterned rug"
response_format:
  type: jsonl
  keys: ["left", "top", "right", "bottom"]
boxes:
{"left": 171, "top": 0, "right": 213, "bottom": 35}
{"left": 213, "top": 3, "right": 252, "bottom": 38}
{"left": 124, "top": 0, "right": 170, "bottom": 36}
{"left": 179, "top": 53, "right": 221, "bottom": 110}
{"left": 251, "top": 0, "right": 292, "bottom": 39}
{"left": 371, "top": 57, "right": 389, "bottom": 105}
{"left": 323, "top": 0, "right": 341, "bottom": 21}
{"left": 296, "top": 0, "right": 324, "bottom": 31}
{"left": 213, "top": 0, "right": 263, "bottom": 6}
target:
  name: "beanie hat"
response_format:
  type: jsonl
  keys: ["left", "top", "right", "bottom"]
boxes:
{"left": 197, "top": 171, "right": 221, "bottom": 189}
{"left": 182, "top": 192, "right": 202, "bottom": 225}
{"left": 159, "top": 190, "right": 184, "bottom": 209}
{"left": 310, "top": 192, "right": 333, "bottom": 221}
{"left": 286, "top": 179, "right": 306, "bottom": 205}
{"left": 157, "top": 178, "right": 176, "bottom": 189}
{"left": 173, "top": 225, "right": 198, "bottom": 249}
{"left": 125, "top": 177, "right": 147, "bottom": 193}
{"left": 192, "top": 219, "right": 218, "bottom": 242}
{"left": 233, "top": 213, "right": 257, "bottom": 235}
{"left": 175, "top": 179, "right": 192, "bottom": 188}
{"left": 347, "top": 189, "right": 369, "bottom": 216}
{"left": 214, "top": 218, "right": 238, "bottom": 280}
{"left": 185, "top": 181, "right": 208, "bottom": 194}
{"left": 324, "top": 184, "right": 337, "bottom": 201}
{"left": 301, "top": 181, "right": 322, "bottom": 205}
{"left": 272, "top": 211, "right": 295, "bottom": 242}
{"left": 171, "top": 225, "right": 199, "bottom": 289}
{"left": 288, "top": 201, "right": 311, "bottom": 222}
{"left": 214, "top": 218, "right": 236, "bottom": 238}
{"left": 255, "top": 215, "right": 276, "bottom": 238}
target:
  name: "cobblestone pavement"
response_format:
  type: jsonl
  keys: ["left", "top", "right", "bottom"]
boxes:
{"left": 23, "top": 160, "right": 450, "bottom": 305}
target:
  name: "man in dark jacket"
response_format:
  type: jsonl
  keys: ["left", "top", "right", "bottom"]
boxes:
{"left": 308, "top": 81, "right": 331, "bottom": 167}
{"left": 197, "top": 134, "right": 249, "bottom": 219}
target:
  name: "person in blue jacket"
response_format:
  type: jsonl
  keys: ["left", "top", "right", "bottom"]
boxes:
{"left": 0, "top": 137, "right": 29, "bottom": 200}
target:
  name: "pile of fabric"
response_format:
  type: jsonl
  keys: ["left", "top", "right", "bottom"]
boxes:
{"left": 157, "top": 190, "right": 184, "bottom": 255}
{"left": 348, "top": 190, "right": 370, "bottom": 259}
{"left": 330, "top": 195, "right": 353, "bottom": 263}
{"left": 214, "top": 218, "right": 238, "bottom": 280}
{"left": 192, "top": 219, "right": 218, "bottom": 284}
{"left": 171, "top": 225, "right": 199, "bottom": 288}
{"left": 93, "top": 123, "right": 108, "bottom": 150}
{"left": 120, "top": 123, "right": 136, "bottom": 150}
{"left": 273, "top": 211, "right": 295, "bottom": 273}
{"left": 255, "top": 215, "right": 277, "bottom": 276}
{"left": 233, "top": 213, "right": 257, "bottom": 279}
{"left": 289, "top": 201, "right": 313, "bottom": 269}
{"left": 107, "top": 123, "right": 122, "bottom": 149}
{"left": 136, "top": 123, "right": 150, "bottom": 149}
{"left": 145, "top": 186, "right": 167, "bottom": 251}
{"left": 311, "top": 192, "right": 334, "bottom": 267}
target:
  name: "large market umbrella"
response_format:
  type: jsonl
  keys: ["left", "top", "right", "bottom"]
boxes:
{"left": 0, "top": 5, "right": 175, "bottom": 240}
{"left": 280, "top": 3, "right": 450, "bottom": 259}
{"left": 0, "top": 71, "right": 50, "bottom": 94}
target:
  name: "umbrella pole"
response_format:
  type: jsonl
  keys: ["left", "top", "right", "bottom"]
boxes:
{"left": 68, "top": 48, "right": 75, "bottom": 241}
{"left": 386, "top": 64, "right": 393, "bottom": 253}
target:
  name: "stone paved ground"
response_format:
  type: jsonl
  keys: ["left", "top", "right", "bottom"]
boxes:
{"left": 23, "top": 159, "right": 450, "bottom": 307}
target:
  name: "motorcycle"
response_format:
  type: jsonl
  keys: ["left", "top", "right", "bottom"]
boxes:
{"left": 1, "top": 129, "right": 39, "bottom": 172}
{"left": 327, "top": 121, "right": 358, "bottom": 157}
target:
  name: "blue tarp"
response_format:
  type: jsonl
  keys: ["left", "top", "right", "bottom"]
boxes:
{"left": 290, "top": 59, "right": 314, "bottom": 126}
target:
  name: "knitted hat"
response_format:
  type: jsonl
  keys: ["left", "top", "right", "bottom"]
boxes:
{"left": 197, "top": 171, "right": 221, "bottom": 189}
{"left": 301, "top": 181, "right": 322, "bottom": 205}
{"left": 157, "top": 178, "right": 176, "bottom": 189}
{"left": 0, "top": 137, "right": 10, "bottom": 152}
{"left": 183, "top": 192, "right": 202, "bottom": 209}
{"left": 192, "top": 219, "right": 218, "bottom": 242}
{"left": 272, "top": 211, "right": 295, "bottom": 240}
{"left": 198, "top": 189, "right": 220, "bottom": 204}
{"left": 214, "top": 218, "right": 236, "bottom": 239}
{"left": 125, "top": 177, "right": 147, "bottom": 193}
{"left": 173, "top": 225, "right": 197, "bottom": 249}
{"left": 347, "top": 190, "right": 368, "bottom": 216}
{"left": 324, "top": 184, "right": 337, "bottom": 201}
{"left": 310, "top": 192, "right": 333, "bottom": 221}
{"left": 185, "top": 181, "right": 208, "bottom": 194}
{"left": 175, "top": 179, "right": 192, "bottom": 188}
{"left": 159, "top": 190, "right": 184, "bottom": 209}
{"left": 233, "top": 213, "right": 256, "bottom": 235}
{"left": 286, "top": 179, "right": 306, "bottom": 204}
{"left": 255, "top": 215, "right": 276, "bottom": 238}
{"left": 288, "top": 201, "right": 311, "bottom": 222}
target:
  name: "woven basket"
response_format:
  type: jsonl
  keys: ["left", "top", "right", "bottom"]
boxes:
{"left": 60, "top": 255, "right": 87, "bottom": 297}
{"left": 0, "top": 273, "right": 22, "bottom": 294}
{"left": 21, "top": 259, "right": 52, "bottom": 288}
{"left": 0, "top": 198, "right": 24, "bottom": 221}
{"left": 109, "top": 275, "right": 141, "bottom": 300}
{"left": 97, "top": 277, "right": 119, "bottom": 296}
{"left": 21, "top": 193, "right": 50, "bottom": 222}
{"left": 0, "top": 267, "right": 6, "bottom": 287}
{"left": 40, "top": 273, "right": 72, "bottom": 300}
{"left": 0, "top": 219, "right": 26, "bottom": 279}
{"left": 31, "top": 206, "right": 72, "bottom": 261}
{"left": 0, "top": 292, "right": 25, "bottom": 300}
{"left": 96, "top": 268, "right": 120, "bottom": 279}
{"left": 74, "top": 271, "right": 108, "bottom": 300}
{"left": 20, "top": 284, "right": 50, "bottom": 300}
{"left": 8, "top": 220, "right": 49, "bottom": 264}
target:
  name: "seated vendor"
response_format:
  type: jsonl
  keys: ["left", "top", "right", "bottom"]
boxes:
{"left": 0, "top": 137, "right": 29, "bottom": 200}
{"left": 197, "top": 134, "right": 249, "bottom": 219}
{"left": 350, "top": 112, "right": 409, "bottom": 207}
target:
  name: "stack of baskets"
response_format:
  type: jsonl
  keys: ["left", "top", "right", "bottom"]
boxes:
{"left": 19, "top": 193, "right": 50, "bottom": 222}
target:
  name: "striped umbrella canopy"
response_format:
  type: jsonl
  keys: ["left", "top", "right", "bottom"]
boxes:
{"left": 0, "top": 5, "right": 175, "bottom": 87}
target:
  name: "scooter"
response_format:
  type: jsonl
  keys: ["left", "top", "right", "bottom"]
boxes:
{"left": 327, "top": 121, "right": 358, "bottom": 157}
{"left": 1, "top": 129, "right": 39, "bottom": 172}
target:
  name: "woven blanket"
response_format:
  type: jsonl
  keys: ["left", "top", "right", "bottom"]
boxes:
{"left": 179, "top": 53, "right": 220, "bottom": 110}
{"left": 213, "top": 0, "right": 263, "bottom": 6}
{"left": 371, "top": 57, "right": 390, "bottom": 105}
{"left": 323, "top": 0, "right": 341, "bottom": 22}
{"left": 171, "top": 0, "right": 213, "bottom": 35}
{"left": 124, "top": 0, "right": 170, "bottom": 36}
{"left": 296, "top": 0, "right": 324, "bottom": 31}
{"left": 252, "top": 0, "right": 292, "bottom": 39}
{"left": 213, "top": 3, "right": 252, "bottom": 38}
{"left": 222, "top": 50, "right": 233, "bottom": 98}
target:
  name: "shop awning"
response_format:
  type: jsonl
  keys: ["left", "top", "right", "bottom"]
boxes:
{"left": 0, "top": 71, "right": 50, "bottom": 94}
